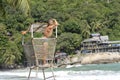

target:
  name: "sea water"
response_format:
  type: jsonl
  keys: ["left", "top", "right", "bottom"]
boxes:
{"left": 0, "top": 63, "right": 120, "bottom": 80}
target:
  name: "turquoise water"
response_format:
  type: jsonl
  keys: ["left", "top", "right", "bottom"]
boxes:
{"left": 56, "top": 63, "right": 120, "bottom": 71}
{"left": 0, "top": 63, "right": 120, "bottom": 80}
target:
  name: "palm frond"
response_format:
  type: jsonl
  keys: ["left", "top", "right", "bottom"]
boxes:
{"left": 17, "top": 0, "right": 30, "bottom": 16}
{"left": 1, "top": 0, "right": 30, "bottom": 16}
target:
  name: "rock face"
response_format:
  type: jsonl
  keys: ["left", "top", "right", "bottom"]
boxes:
{"left": 81, "top": 52, "right": 120, "bottom": 64}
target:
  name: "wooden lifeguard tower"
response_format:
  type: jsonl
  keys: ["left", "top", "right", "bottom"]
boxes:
{"left": 22, "top": 23, "right": 57, "bottom": 80}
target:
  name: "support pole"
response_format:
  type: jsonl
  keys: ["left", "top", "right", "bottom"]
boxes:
{"left": 22, "top": 35, "right": 24, "bottom": 45}
{"left": 56, "top": 26, "right": 57, "bottom": 38}
{"left": 42, "top": 68, "right": 46, "bottom": 80}
{"left": 36, "top": 67, "right": 39, "bottom": 77}
{"left": 31, "top": 24, "right": 34, "bottom": 38}
{"left": 50, "top": 66, "right": 55, "bottom": 80}
{"left": 28, "top": 68, "right": 32, "bottom": 79}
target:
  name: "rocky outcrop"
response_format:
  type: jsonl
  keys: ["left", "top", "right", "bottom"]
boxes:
{"left": 81, "top": 52, "right": 120, "bottom": 64}
{"left": 58, "top": 52, "right": 120, "bottom": 67}
{"left": 57, "top": 54, "right": 81, "bottom": 67}
{"left": 56, "top": 52, "right": 120, "bottom": 67}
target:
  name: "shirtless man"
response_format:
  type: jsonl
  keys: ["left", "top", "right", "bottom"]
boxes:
{"left": 21, "top": 19, "right": 59, "bottom": 38}
{"left": 22, "top": 19, "right": 59, "bottom": 65}
{"left": 43, "top": 19, "right": 59, "bottom": 38}
{"left": 41, "top": 19, "right": 59, "bottom": 65}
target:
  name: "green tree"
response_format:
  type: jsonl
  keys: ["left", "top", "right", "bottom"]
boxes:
{"left": 80, "top": 20, "right": 91, "bottom": 39}
{"left": 90, "top": 20, "right": 104, "bottom": 33}
{"left": 0, "top": 1, "right": 32, "bottom": 68}
{"left": 0, "top": 0, "right": 30, "bottom": 16}
{"left": 57, "top": 33, "right": 82, "bottom": 54}
{"left": 0, "top": 41, "right": 21, "bottom": 66}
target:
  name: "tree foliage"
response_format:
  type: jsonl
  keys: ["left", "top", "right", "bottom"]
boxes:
{"left": 57, "top": 33, "right": 82, "bottom": 54}
{"left": 0, "top": 0, "right": 30, "bottom": 16}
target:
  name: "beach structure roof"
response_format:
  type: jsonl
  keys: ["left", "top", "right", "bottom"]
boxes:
{"left": 101, "top": 41, "right": 120, "bottom": 44}
{"left": 100, "top": 36, "right": 109, "bottom": 41}
{"left": 55, "top": 52, "right": 67, "bottom": 58}
{"left": 82, "top": 35, "right": 109, "bottom": 43}
{"left": 90, "top": 33, "right": 100, "bottom": 37}
{"left": 82, "top": 38, "right": 100, "bottom": 43}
